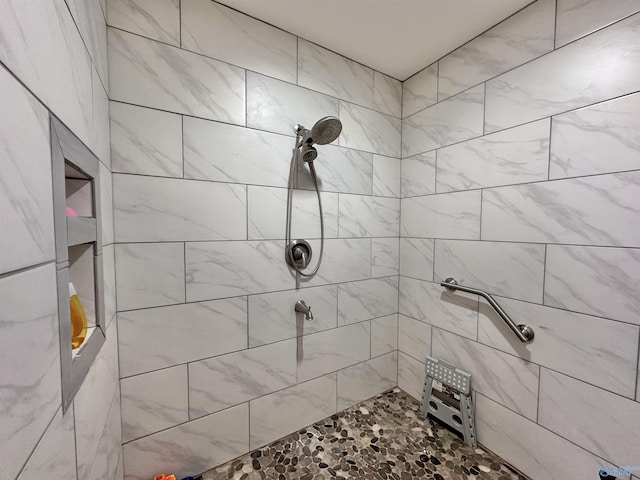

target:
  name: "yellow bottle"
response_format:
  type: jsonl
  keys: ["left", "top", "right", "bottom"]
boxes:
{"left": 70, "top": 282, "right": 87, "bottom": 349}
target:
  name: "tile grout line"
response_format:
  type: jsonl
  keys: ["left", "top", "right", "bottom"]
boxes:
{"left": 111, "top": 24, "right": 403, "bottom": 124}
{"left": 419, "top": 324, "right": 640, "bottom": 404}
{"left": 123, "top": 350, "right": 397, "bottom": 446}
{"left": 474, "top": 389, "right": 634, "bottom": 472}
{"left": 0, "top": 259, "right": 56, "bottom": 280}
{"left": 403, "top": 86, "right": 640, "bottom": 156}
{"left": 541, "top": 243, "right": 548, "bottom": 305}
{"left": 120, "top": 316, "right": 396, "bottom": 381}
{"left": 535, "top": 364, "right": 542, "bottom": 423}
{"left": 634, "top": 328, "right": 640, "bottom": 401}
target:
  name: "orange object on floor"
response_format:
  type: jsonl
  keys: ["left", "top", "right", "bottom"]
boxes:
{"left": 153, "top": 475, "right": 176, "bottom": 480}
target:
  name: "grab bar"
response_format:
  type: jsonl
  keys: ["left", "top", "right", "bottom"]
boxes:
{"left": 440, "top": 277, "right": 534, "bottom": 343}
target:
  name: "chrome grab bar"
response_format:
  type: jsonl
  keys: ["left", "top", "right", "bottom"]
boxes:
{"left": 440, "top": 278, "right": 534, "bottom": 343}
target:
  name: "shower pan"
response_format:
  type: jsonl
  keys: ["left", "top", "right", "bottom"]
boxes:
{"left": 285, "top": 116, "right": 342, "bottom": 277}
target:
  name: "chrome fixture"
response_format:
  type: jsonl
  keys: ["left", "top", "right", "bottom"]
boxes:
{"left": 295, "top": 300, "right": 313, "bottom": 320}
{"left": 285, "top": 239, "right": 312, "bottom": 269}
{"left": 441, "top": 278, "right": 534, "bottom": 343}
{"left": 294, "top": 116, "right": 343, "bottom": 147}
{"left": 285, "top": 117, "right": 343, "bottom": 277}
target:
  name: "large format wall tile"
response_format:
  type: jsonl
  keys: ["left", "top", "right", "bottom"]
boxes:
{"left": 110, "top": 102, "right": 183, "bottom": 177}
{"left": 402, "top": 63, "right": 437, "bottom": 118}
{"left": 297, "top": 144, "right": 373, "bottom": 195}
{"left": 434, "top": 240, "right": 546, "bottom": 303}
{"left": 184, "top": 116, "right": 292, "bottom": 188}
{"left": 338, "top": 194, "right": 400, "bottom": 238}
{"left": 555, "top": 0, "right": 640, "bottom": 47}
{"left": 107, "top": 0, "right": 180, "bottom": 46}
{"left": 479, "top": 296, "right": 639, "bottom": 397}
{"left": 185, "top": 241, "right": 292, "bottom": 301}
{"left": 247, "top": 72, "right": 339, "bottom": 136}
{"left": 298, "top": 322, "right": 370, "bottom": 382}
{"left": 397, "top": 352, "right": 424, "bottom": 401}
{"left": 373, "top": 155, "right": 401, "bottom": 197}
{"left": 189, "top": 339, "right": 297, "bottom": 418}
{"left": 113, "top": 174, "right": 246, "bottom": 242}
{"left": 182, "top": 0, "right": 296, "bottom": 83}
{"left": 248, "top": 285, "right": 338, "bottom": 347}
{"left": 0, "top": 0, "right": 93, "bottom": 144}
{"left": 539, "top": 369, "right": 640, "bottom": 467}
{"left": 248, "top": 186, "right": 338, "bottom": 240}
{"left": 398, "top": 315, "right": 432, "bottom": 362}
{"left": 544, "top": 245, "right": 640, "bottom": 325}
{"left": 432, "top": 329, "right": 539, "bottom": 420}
{"left": 339, "top": 102, "right": 402, "bottom": 157}
{"left": 304, "top": 238, "right": 371, "bottom": 287}
{"left": 91, "top": 67, "right": 111, "bottom": 166}
{"left": 86, "top": 391, "right": 122, "bottom": 480}
{"left": 298, "top": 39, "right": 374, "bottom": 107}
{"left": 402, "top": 85, "right": 484, "bottom": 157}
{"left": 118, "top": 297, "right": 247, "bottom": 377}
{"left": 371, "top": 238, "right": 399, "bottom": 277}
{"left": 337, "top": 352, "right": 397, "bottom": 410}
{"left": 16, "top": 408, "right": 76, "bottom": 480}
{"left": 123, "top": 403, "right": 248, "bottom": 480}
{"left": 103, "top": 245, "right": 117, "bottom": 326}
{"left": 401, "top": 152, "right": 436, "bottom": 197}
{"left": 550, "top": 92, "right": 640, "bottom": 179}
{"left": 115, "top": 243, "right": 185, "bottom": 311}
{"left": 485, "top": 13, "right": 640, "bottom": 132}
{"left": 99, "top": 162, "right": 115, "bottom": 246}
{"left": 400, "top": 238, "right": 434, "bottom": 281}
{"left": 436, "top": 119, "right": 550, "bottom": 193}
{"left": 401, "top": 191, "right": 481, "bottom": 240}
{"left": 373, "top": 72, "right": 402, "bottom": 118}
{"left": 121, "top": 365, "right": 189, "bottom": 442}
{"left": 371, "top": 315, "right": 398, "bottom": 357}
{"left": 399, "top": 277, "right": 478, "bottom": 340}
{"left": 476, "top": 393, "right": 611, "bottom": 480}
{"left": 109, "top": 28, "right": 245, "bottom": 124}
{"left": 74, "top": 321, "right": 120, "bottom": 480}
{"left": 0, "top": 65, "right": 54, "bottom": 275}
{"left": 338, "top": 277, "right": 398, "bottom": 325}
{"left": 438, "top": 0, "right": 555, "bottom": 101}
{"left": 482, "top": 172, "right": 640, "bottom": 247}
{"left": 250, "top": 374, "right": 336, "bottom": 449}
{"left": 0, "top": 265, "right": 60, "bottom": 480}
{"left": 67, "top": 0, "right": 108, "bottom": 86}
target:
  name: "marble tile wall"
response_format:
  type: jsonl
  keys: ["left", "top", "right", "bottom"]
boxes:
{"left": 0, "top": 1, "right": 120, "bottom": 480}
{"left": 399, "top": 3, "right": 640, "bottom": 480}
{"left": 108, "top": 2, "right": 401, "bottom": 478}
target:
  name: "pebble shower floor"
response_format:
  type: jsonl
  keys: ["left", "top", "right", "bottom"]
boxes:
{"left": 202, "top": 389, "right": 529, "bottom": 480}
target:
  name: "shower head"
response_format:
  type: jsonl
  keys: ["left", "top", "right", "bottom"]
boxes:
{"left": 294, "top": 116, "right": 342, "bottom": 146}
{"left": 300, "top": 143, "right": 318, "bottom": 162}
{"left": 310, "top": 116, "right": 342, "bottom": 145}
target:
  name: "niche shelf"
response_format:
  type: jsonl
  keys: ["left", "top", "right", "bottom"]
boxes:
{"left": 51, "top": 116, "right": 105, "bottom": 412}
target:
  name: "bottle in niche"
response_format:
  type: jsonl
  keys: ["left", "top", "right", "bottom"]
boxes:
{"left": 69, "top": 282, "right": 87, "bottom": 349}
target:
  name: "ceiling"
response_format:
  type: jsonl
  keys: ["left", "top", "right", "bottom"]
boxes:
{"left": 217, "top": 0, "right": 534, "bottom": 80}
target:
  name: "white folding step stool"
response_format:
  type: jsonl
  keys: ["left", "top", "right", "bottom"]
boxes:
{"left": 421, "top": 355, "right": 477, "bottom": 449}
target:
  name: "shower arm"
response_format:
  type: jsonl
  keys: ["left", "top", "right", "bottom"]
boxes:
{"left": 440, "top": 278, "right": 534, "bottom": 343}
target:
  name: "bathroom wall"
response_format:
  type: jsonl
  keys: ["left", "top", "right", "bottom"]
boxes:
{"left": 398, "top": 0, "right": 640, "bottom": 478}
{"left": 0, "top": 1, "right": 121, "bottom": 480}
{"left": 106, "top": 0, "right": 401, "bottom": 478}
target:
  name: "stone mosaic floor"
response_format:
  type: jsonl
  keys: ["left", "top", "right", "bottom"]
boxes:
{"left": 202, "top": 388, "right": 529, "bottom": 480}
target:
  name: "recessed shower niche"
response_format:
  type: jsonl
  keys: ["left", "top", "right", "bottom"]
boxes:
{"left": 51, "top": 116, "right": 105, "bottom": 411}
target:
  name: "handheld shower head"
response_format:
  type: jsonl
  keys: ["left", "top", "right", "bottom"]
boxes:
{"left": 294, "top": 117, "right": 343, "bottom": 147}
{"left": 310, "top": 116, "right": 342, "bottom": 145}
{"left": 300, "top": 143, "right": 318, "bottom": 162}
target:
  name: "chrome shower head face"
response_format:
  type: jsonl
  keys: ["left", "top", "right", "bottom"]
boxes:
{"left": 300, "top": 143, "right": 318, "bottom": 163}
{"left": 310, "top": 116, "right": 342, "bottom": 145}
